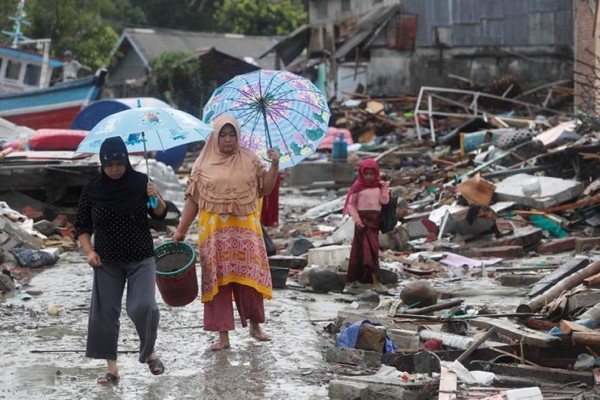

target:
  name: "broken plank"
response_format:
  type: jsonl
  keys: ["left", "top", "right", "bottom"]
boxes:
{"left": 526, "top": 257, "right": 589, "bottom": 298}
{"left": 584, "top": 273, "right": 600, "bottom": 288}
{"left": 559, "top": 320, "right": 593, "bottom": 335}
{"left": 470, "top": 316, "right": 560, "bottom": 347}
{"left": 572, "top": 332, "right": 600, "bottom": 345}
{"left": 438, "top": 364, "right": 457, "bottom": 400}
{"left": 486, "top": 363, "right": 594, "bottom": 386}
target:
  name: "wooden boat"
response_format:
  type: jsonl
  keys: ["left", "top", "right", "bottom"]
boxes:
{"left": 0, "top": 0, "right": 106, "bottom": 130}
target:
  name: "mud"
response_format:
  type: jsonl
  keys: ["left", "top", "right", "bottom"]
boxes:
{"left": 0, "top": 251, "right": 331, "bottom": 400}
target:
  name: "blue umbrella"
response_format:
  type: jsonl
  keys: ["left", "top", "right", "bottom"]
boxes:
{"left": 76, "top": 107, "right": 212, "bottom": 170}
{"left": 202, "top": 69, "right": 330, "bottom": 169}
{"left": 76, "top": 106, "right": 212, "bottom": 208}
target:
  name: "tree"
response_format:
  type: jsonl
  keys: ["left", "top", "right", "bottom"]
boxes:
{"left": 148, "top": 51, "right": 200, "bottom": 113}
{"left": 215, "top": 0, "right": 307, "bottom": 36}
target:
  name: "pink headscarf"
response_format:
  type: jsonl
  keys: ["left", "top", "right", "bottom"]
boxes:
{"left": 343, "top": 158, "right": 382, "bottom": 214}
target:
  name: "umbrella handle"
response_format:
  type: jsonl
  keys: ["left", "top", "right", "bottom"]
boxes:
{"left": 148, "top": 196, "right": 159, "bottom": 209}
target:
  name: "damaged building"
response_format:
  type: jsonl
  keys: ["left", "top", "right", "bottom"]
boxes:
{"left": 262, "top": 0, "right": 574, "bottom": 98}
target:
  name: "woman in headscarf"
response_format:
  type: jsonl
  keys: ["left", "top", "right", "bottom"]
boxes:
{"left": 74, "top": 136, "right": 168, "bottom": 384}
{"left": 172, "top": 115, "right": 279, "bottom": 351}
{"left": 344, "top": 158, "right": 390, "bottom": 293}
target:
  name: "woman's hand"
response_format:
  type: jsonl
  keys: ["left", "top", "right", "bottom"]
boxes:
{"left": 356, "top": 220, "right": 365, "bottom": 229}
{"left": 86, "top": 250, "right": 101, "bottom": 268}
{"left": 266, "top": 148, "right": 280, "bottom": 166}
{"left": 171, "top": 231, "right": 186, "bottom": 243}
{"left": 147, "top": 182, "right": 161, "bottom": 198}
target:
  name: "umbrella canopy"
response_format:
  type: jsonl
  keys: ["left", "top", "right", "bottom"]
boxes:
{"left": 202, "top": 69, "right": 330, "bottom": 169}
{"left": 75, "top": 107, "right": 212, "bottom": 154}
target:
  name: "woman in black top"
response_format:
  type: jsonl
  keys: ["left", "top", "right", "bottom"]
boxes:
{"left": 74, "top": 136, "right": 168, "bottom": 384}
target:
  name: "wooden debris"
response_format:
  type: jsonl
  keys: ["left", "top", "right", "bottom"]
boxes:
{"left": 438, "top": 364, "right": 457, "bottom": 400}
{"left": 517, "top": 261, "right": 600, "bottom": 314}
{"left": 559, "top": 319, "right": 594, "bottom": 335}
{"left": 470, "top": 317, "right": 559, "bottom": 347}
{"left": 456, "top": 327, "right": 497, "bottom": 363}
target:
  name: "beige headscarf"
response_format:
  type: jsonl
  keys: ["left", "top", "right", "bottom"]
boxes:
{"left": 185, "top": 115, "right": 265, "bottom": 215}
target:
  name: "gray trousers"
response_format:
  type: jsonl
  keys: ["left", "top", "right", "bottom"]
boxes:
{"left": 86, "top": 257, "right": 160, "bottom": 363}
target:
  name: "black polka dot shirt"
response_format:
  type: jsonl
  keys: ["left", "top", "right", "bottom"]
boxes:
{"left": 74, "top": 193, "right": 168, "bottom": 263}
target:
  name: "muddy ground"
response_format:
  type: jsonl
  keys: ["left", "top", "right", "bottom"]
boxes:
{"left": 0, "top": 248, "right": 339, "bottom": 400}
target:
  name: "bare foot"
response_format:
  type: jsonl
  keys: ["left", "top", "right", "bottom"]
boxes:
{"left": 249, "top": 321, "right": 271, "bottom": 341}
{"left": 209, "top": 342, "right": 231, "bottom": 352}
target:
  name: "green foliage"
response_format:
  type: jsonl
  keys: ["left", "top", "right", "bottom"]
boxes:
{"left": 148, "top": 51, "right": 200, "bottom": 113}
{"left": 215, "top": 0, "right": 307, "bottom": 36}
{"left": 1, "top": 0, "right": 121, "bottom": 70}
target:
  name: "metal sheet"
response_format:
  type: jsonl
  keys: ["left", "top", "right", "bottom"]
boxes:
{"left": 452, "top": 23, "right": 481, "bottom": 46}
{"left": 528, "top": 0, "right": 560, "bottom": 12}
{"left": 503, "top": 15, "right": 530, "bottom": 46}
{"left": 529, "top": 12, "right": 556, "bottom": 45}
{"left": 452, "top": 0, "right": 481, "bottom": 24}
{"left": 480, "top": 19, "right": 504, "bottom": 45}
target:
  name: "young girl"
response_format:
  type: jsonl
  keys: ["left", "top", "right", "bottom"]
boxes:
{"left": 344, "top": 159, "right": 390, "bottom": 293}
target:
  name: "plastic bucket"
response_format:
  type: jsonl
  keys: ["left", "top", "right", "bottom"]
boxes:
{"left": 270, "top": 267, "right": 289, "bottom": 289}
{"left": 154, "top": 242, "right": 199, "bottom": 307}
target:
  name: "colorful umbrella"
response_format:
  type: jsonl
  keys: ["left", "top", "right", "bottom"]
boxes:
{"left": 202, "top": 69, "right": 331, "bottom": 169}
{"left": 75, "top": 107, "right": 212, "bottom": 170}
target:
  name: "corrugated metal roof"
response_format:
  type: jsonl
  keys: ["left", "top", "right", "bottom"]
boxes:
{"left": 122, "top": 28, "right": 280, "bottom": 69}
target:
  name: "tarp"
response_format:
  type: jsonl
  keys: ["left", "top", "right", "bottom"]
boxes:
{"left": 70, "top": 97, "right": 171, "bottom": 130}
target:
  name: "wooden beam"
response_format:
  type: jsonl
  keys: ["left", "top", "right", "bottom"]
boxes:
{"left": 559, "top": 320, "right": 594, "bottom": 335}
{"left": 572, "top": 332, "right": 600, "bottom": 345}
{"left": 470, "top": 317, "right": 560, "bottom": 347}
{"left": 584, "top": 273, "right": 600, "bottom": 288}
{"left": 457, "top": 328, "right": 496, "bottom": 363}
{"left": 438, "top": 364, "right": 457, "bottom": 400}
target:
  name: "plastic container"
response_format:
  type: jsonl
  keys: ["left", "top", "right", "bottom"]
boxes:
{"left": 332, "top": 132, "right": 348, "bottom": 163}
{"left": 154, "top": 242, "right": 199, "bottom": 307}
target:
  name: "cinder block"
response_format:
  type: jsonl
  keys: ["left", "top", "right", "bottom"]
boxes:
{"left": 307, "top": 245, "right": 351, "bottom": 267}
{"left": 325, "top": 347, "right": 381, "bottom": 368}
{"left": 387, "top": 329, "right": 419, "bottom": 351}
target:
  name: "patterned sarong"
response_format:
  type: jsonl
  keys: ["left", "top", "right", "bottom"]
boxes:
{"left": 197, "top": 209, "right": 272, "bottom": 303}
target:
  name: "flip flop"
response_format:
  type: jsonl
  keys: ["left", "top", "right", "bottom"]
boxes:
{"left": 250, "top": 331, "right": 271, "bottom": 342}
{"left": 147, "top": 357, "right": 165, "bottom": 375}
{"left": 97, "top": 372, "right": 119, "bottom": 384}
{"left": 373, "top": 284, "right": 389, "bottom": 294}
{"left": 209, "top": 342, "right": 231, "bottom": 352}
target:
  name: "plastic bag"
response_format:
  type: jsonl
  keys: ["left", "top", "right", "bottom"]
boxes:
{"left": 379, "top": 192, "right": 397, "bottom": 233}
{"left": 9, "top": 248, "right": 59, "bottom": 268}
{"left": 262, "top": 224, "right": 276, "bottom": 256}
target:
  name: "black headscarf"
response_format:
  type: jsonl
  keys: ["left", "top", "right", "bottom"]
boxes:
{"left": 83, "top": 136, "right": 148, "bottom": 215}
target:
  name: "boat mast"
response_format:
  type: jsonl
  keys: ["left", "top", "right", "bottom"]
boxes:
{"left": 2, "top": 0, "right": 52, "bottom": 88}
{"left": 2, "top": 0, "right": 31, "bottom": 48}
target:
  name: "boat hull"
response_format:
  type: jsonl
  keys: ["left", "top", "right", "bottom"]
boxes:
{"left": 0, "top": 71, "right": 106, "bottom": 130}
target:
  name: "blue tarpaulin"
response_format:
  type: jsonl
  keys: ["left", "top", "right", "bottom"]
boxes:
{"left": 336, "top": 320, "right": 395, "bottom": 353}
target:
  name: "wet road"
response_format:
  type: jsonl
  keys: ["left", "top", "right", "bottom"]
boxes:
{"left": 0, "top": 251, "right": 331, "bottom": 400}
